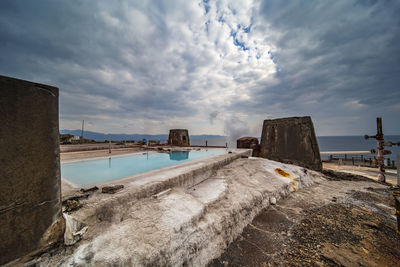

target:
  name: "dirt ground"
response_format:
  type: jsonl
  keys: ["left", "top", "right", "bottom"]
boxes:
{"left": 323, "top": 162, "right": 398, "bottom": 185}
{"left": 209, "top": 170, "right": 400, "bottom": 267}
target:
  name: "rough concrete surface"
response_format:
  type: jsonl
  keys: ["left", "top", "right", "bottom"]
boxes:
{"left": 260, "top": 116, "right": 322, "bottom": 171}
{"left": 210, "top": 170, "right": 400, "bottom": 266}
{"left": 0, "top": 75, "right": 63, "bottom": 265}
{"left": 34, "top": 156, "right": 320, "bottom": 266}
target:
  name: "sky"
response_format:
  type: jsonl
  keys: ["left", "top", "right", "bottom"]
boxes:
{"left": 1, "top": 0, "right": 399, "bottom": 137}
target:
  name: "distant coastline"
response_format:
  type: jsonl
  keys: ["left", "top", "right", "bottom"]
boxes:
{"left": 60, "top": 129, "right": 400, "bottom": 161}
{"left": 60, "top": 129, "right": 225, "bottom": 142}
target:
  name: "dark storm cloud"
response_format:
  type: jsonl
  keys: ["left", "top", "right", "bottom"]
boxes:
{"left": 0, "top": 0, "right": 196, "bottom": 125}
{"left": 240, "top": 0, "right": 400, "bottom": 134}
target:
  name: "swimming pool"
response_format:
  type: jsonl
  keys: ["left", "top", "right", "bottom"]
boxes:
{"left": 61, "top": 149, "right": 227, "bottom": 187}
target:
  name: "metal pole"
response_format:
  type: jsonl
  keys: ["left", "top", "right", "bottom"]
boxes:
{"left": 109, "top": 140, "right": 111, "bottom": 154}
{"left": 376, "top": 117, "right": 385, "bottom": 182}
{"left": 81, "top": 120, "right": 84, "bottom": 144}
{"left": 397, "top": 154, "right": 400, "bottom": 186}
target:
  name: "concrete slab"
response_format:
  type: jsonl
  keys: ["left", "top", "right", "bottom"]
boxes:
{"left": 189, "top": 178, "right": 226, "bottom": 204}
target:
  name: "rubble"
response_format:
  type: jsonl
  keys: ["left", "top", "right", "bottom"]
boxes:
{"left": 101, "top": 185, "right": 124, "bottom": 194}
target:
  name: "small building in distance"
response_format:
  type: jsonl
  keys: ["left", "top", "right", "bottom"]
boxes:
{"left": 168, "top": 129, "right": 190, "bottom": 146}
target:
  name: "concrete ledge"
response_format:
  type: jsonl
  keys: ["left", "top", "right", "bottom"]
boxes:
{"left": 69, "top": 149, "right": 251, "bottom": 222}
{"left": 60, "top": 144, "right": 137, "bottom": 153}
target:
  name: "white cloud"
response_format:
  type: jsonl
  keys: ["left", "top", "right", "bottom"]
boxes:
{"left": 0, "top": 0, "right": 399, "bottom": 135}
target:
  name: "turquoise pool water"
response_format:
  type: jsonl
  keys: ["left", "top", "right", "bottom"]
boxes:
{"left": 61, "top": 149, "right": 227, "bottom": 186}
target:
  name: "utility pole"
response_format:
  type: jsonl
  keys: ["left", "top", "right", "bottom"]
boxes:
{"left": 365, "top": 117, "right": 400, "bottom": 183}
{"left": 397, "top": 154, "right": 400, "bottom": 186}
{"left": 81, "top": 120, "right": 84, "bottom": 144}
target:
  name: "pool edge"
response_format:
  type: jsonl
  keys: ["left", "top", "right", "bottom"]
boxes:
{"left": 68, "top": 149, "right": 251, "bottom": 222}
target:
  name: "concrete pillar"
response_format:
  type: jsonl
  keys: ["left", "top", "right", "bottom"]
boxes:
{"left": 0, "top": 75, "right": 64, "bottom": 265}
{"left": 260, "top": 116, "right": 322, "bottom": 171}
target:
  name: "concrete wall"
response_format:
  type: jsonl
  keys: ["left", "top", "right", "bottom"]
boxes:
{"left": 0, "top": 75, "right": 64, "bottom": 265}
{"left": 237, "top": 137, "right": 261, "bottom": 157}
{"left": 168, "top": 129, "right": 190, "bottom": 146}
{"left": 260, "top": 116, "right": 322, "bottom": 171}
{"left": 236, "top": 137, "right": 258, "bottom": 149}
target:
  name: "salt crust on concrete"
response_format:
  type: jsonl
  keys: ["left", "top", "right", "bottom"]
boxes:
{"left": 43, "top": 157, "right": 322, "bottom": 266}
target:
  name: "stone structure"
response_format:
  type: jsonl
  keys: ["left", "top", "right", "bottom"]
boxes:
{"left": 237, "top": 137, "right": 261, "bottom": 157}
{"left": 237, "top": 137, "right": 258, "bottom": 149}
{"left": 168, "top": 129, "right": 190, "bottom": 146}
{"left": 260, "top": 116, "right": 322, "bottom": 171}
{"left": 0, "top": 75, "right": 64, "bottom": 265}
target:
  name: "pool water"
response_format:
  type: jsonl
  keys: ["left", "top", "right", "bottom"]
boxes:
{"left": 61, "top": 149, "right": 227, "bottom": 187}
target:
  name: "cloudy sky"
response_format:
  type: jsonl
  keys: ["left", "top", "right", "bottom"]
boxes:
{"left": 1, "top": 0, "right": 399, "bottom": 137}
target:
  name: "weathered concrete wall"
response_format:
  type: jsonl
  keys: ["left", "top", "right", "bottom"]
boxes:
{"left": 0, "top": 75, "right": 64, "bottom": 265}
{"left": 237, "top": 137, "right": 258, "bottom": 149}
{"left": 260, "top": 116, "right": 322, "bottom": 171}
{"left": 237, "top": 137, "right": 261, "bottom": 157}
{"left": 168, "top": 129, "right": 190, "bottom": 146}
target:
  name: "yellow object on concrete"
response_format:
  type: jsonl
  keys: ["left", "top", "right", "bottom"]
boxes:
{"left": 275, "top": 168, "right": 297, "bottom": 191}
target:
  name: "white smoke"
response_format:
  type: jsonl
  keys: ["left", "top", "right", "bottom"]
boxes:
{"left": 209, "top": 110, "right": 219, "bottom": 125}
{"left": 224, "top": 116, "right": 252, "bottom": 147}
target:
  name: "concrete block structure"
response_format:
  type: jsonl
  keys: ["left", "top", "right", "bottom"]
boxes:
{"left": 260, "top": 116, "right": 322, "bottom": 171}
{"left": 237, "top": 137, "right": 261, "bottom": 157}
{"left": 237, "top": 137, "right": 259, "bottom": 149}
{"left": 0, "top": 75, "right": 64, "bottom": 265}
{"left": 168, "top": 129, "right": 190, "bottom": 146}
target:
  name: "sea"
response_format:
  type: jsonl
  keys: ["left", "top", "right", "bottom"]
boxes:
{"left": 190, "top": 135, "right": 400, "bottom": 162}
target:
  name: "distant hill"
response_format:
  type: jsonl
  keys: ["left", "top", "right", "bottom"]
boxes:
{"left": 60, "top": 129, "right": 225, "bottom": 142}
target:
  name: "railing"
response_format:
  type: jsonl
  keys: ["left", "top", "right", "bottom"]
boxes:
{"left": 321, "top": 151, "right": 397, "bottom": 169}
